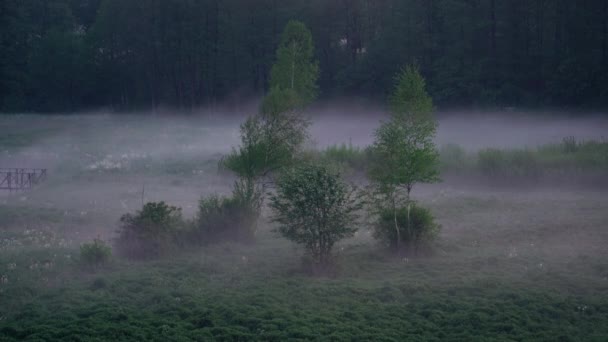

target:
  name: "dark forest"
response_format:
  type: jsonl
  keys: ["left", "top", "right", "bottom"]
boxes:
{"left": 1, "top": 0, "right": 607, "bottom": 112}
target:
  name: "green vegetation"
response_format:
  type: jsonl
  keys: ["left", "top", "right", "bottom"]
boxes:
{"left": 1, "top": 113, "right": 607, "bottom": 340}
{"left": 194, "top": 191, "right": 261, "bottom": 245}
{"left": 2, "top": 1, "right": 607, "bottom": 112}
{"left": 367, "top": 65, "right": 440, "bottom": 253}
{"left": 268, "top": 20, "right": 319, "bottom": 107}
{"left": 1, "top": 187, "right": 607, "bottom": 341}
{"left": 317, "top": 143, "right": 370, "bottom": 172}
{"left": 222, "top": 21, "right": 319, "bottom": 245}
{"left": 115, "top": 202, "right": 184, "bottom": 260}
{"left": 317, "top": 138, "right": 608, "bottom": 183}
{"left": 450, "top": 138, "right": 608, "bottom": 180}
{"left": 374, "top": 205, "right": 441, "bottom": 255}
{"left": 79, "top": 238, "right": 111, "bottom": 270}
{"left": 270, "top": 164, "right": 360, "bottom": 273}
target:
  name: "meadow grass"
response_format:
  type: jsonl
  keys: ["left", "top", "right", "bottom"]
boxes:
{"left": 1, "top": 187, "right": 607, "bottom": 341}
{"left": 1, "top": 117, "right": 607, "bottom": 340}
{"left": 317, "top": 138, "right": 608, "bottom": 183}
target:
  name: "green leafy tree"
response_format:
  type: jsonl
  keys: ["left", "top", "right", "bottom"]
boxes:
{"left": 223, "top": 95, "right": 310, "bottom": 183}
{"left": 270, "top": 164, "right": 360, "bottom": 271}
{"left": 222, "top": 21, "right": 319, "bottom": 238}
{"left": 268, "top": 20, "right": 319, "bottom": 107}
{"left": 368, "top": 65, "right": 439, "bottom": 252}
{"left": 223, "top": 20, "right": 318, "bottom": 182}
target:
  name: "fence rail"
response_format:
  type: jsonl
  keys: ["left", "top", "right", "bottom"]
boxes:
{"left": 0, "top": 168, "right": 47, "bottom": 192}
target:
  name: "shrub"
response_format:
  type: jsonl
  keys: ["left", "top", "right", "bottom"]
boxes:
{"left": 80, "top": 238, "right": 111, "bottom": 270}
{"left": 270, "top": 164, "right": 360, "bottom": 273}
{"left": 194, "top": 184, "right": 261, "bottom": 244}
{"left": 115, "top": 202, "right": 183, "bottom": 259}
{"left": 373, "top": 204, "right": 440, "bottom": 255}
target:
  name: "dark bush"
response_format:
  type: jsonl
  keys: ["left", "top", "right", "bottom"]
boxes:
{"left": 115, "top": 202, "right": 184, "bottom": 259}
{"left": 80, "top": 238, "right": 111, "bottom": 270}
{"left": 373, "top": 204, "right": 440, "bottom": 255}
{"left": 194, "top": 182, "right": 261, "bottom": 244}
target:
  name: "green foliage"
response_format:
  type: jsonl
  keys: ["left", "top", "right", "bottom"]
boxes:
{"left": 477, "top": 148, "right": 540, "bottom": 179}
{"left": 115, "top": 202, "right": 183, "bottom": 259}
{"left": 369, "top": 65, "right": 439, "bottom": 195}
{"left": 269, "top": 20, "right": 319, "bottom": 107}
{"left": 2, "top": 1, "right": 608, "bottom": 111}
{"left": 319, "top": 143, "right": 370, "bottom": 171}
{"left": 259, "top": 87, "right": 302, "bottom": 116}
{"left": 373, "top": 204, "right": 440, "bottom": 254}
{"left": 390, "top": 65, "right": 434, "bottom": 116}
{"left": 222, "top": 109, "right": 310, "bottom": 181}
{"left": 79, "top": 238, "right": 111, "bottom": 270}
{"left": 439, "top": 143, "right": 469, "bottom": 172}
{"left": 367, "top": 66, "right": 439, "bottom": 253}
{"left": 270, "top": 164, "right": 360, "bottom": 270}
{"left": 1, "top": 180, "right": 608, "bottom": 341}
{"left": 194, "top": 182, "right": 262, "bottom": 244}
{"left": 441, "top": 139, "right": 608, "bottom": 181}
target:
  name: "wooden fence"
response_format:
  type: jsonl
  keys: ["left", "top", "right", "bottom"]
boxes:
{"left": 0, "top": 168, "right": 47, "bottom": 192}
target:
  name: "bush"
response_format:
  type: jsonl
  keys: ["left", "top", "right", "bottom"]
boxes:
{"left": 270, "top": 164, "right": 360, "bottom": 273}
{"left": 115, "top": 202, "right": 183, "bottom": 259}
{"left": 194, "top": 186, "right": 260, "bottom": 244}
{"left": 80, "top": 238, "right": 111, "bottom": 270}
{"left": 373, "top": 204, "right": 440, "bottom": 255}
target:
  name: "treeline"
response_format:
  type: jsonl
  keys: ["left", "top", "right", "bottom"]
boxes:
{"left": 1, "top": 0, "right": 607, "bottom": 112}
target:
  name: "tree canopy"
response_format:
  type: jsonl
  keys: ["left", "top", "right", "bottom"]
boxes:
{"left": 1, "top": 0, "right": 607, "bottom": 112}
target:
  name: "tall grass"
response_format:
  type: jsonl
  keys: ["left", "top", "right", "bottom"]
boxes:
{"left": 318, "top": 138, "right": 608, "bottom": 182}
{"left": 315, "top": 142, "right": 370, "bottom": 172}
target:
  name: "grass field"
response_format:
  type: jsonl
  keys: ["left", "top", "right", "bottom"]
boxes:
{"left": 1, "top": 114, "right": 607, "bottom": 341}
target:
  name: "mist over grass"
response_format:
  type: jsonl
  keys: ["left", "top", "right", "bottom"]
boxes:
{"left": 1, "top": 108, "right": 608, "bottom": 340}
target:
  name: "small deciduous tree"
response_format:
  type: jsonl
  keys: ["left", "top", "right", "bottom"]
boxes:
{"left": 221, "top": 21, "right": 319, "bottom": 241}
{"left": 368, "top": 65, "right": 440, "bottom": 253}
{"left": 269, "top": 20, "right": 319, "bottom": 107}
{"left": 270, "top": 164, "right": 360, "bottom": 272}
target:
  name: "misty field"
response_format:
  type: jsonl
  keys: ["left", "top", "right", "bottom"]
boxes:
{"left": 1, "top": 113, "right": 608, "bottom": 341}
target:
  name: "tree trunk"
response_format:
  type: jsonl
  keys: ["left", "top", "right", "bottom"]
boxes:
{"left": 406, "top": 185, "right": 412, "bottom": 254}
{"left": 392, "top": 194, "right": 400, "bottom": 252}
{"left": 603, "top": 0, "right": 607, "bottom": 64}
{"left": 291, "top": 42, "right": 296, "bottom": 90}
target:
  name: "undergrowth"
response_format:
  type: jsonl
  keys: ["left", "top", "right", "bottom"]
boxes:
{"left": 318, "top": 138, "right": 608, "bottom": 182}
